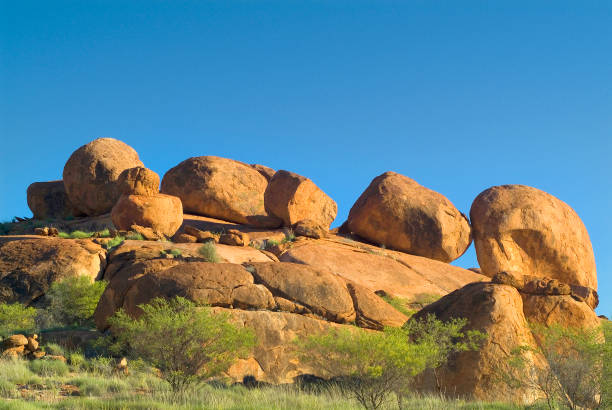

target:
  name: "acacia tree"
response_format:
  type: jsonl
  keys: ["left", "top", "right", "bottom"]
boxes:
{"left": 107, "top": 297, "right": 255, "bottom": 391}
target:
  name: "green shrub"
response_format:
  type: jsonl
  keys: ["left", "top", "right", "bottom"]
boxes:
{"left": 105, "top": 235, "right": 125, "bottom": 250}
{"left": 0, "top": 303, "right": 37, "bottom": 338}
{"left": 43, "top": 342, "right": 66, "bottom": 357}
{"left": 125, "top": 232, "right": 145, "bottom": 241}
{"left": 282, "top": 229, "right": 296, "bottom": 243}
{"left": 29, "top": 359, "right": 69, "bottom": 377}
{"left": 68, "top": 352, "right": 86, "bottom": 369}
{"left": 44, "top": 276, "right": 107, "bottom": 328}
{"left": 296, "top": 326, "right": 435, "bottom": 409}
{"left": 107, "top": 296, "right": 255, "bottom": 392}
{"left": 198, "top": 242, "right": 220, "bottom": 263}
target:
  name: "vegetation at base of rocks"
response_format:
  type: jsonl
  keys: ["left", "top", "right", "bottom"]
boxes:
{"left": 106, "top": 297, "right": 255, "bottom": 392}
{"left": 124, "top": 232, "right": 145, "bottom": 241}
{"left": 0, "top": 303, "right": 37, "bottom": 337}
{"left": 500, "top": 322, "right": 611, "bottom": 410}
{"left": 198, "top": 242, "right": 220, "bottom": 263}
{"left": 36, "top": 276, "right": 107, "bottom": 329}
{"left": 378, "top": 295, "right": 415, "bottom": 318}
{"left": 283, "top": 228, "right": 296, "bottom": 243}
{"left": 296, "top": 316, "right": 486, "bottom": 410}
{"left": 103, "top": 235, "right": 125, "bottom": 250}
{"left": 58, "top": 229, "right": 111, "bottom": 239}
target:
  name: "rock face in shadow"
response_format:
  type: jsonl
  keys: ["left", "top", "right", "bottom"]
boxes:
{"left": 63, "top": 138, "right": 144, "bottom": 216}
{"left": 470, "top": 184, "right": 597, "bottom": 290}
{"left": 27, "top": 181, "right": 83, "bottom": 220}
{"left": 0, "top": 237, "right": 106, "bottom": 305}
{"left": 347, "top": 172, "right": 471, "bottom": 262}
{"left": 161, "top": 156, "right": 270, "bottom": 225}
{"left": 412, "top": 282, "right": 545, "bottom": 404}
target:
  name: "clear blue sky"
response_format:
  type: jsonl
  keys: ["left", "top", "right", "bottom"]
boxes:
{"left": 1, "top": 1, "right": 610, "bottom": 316}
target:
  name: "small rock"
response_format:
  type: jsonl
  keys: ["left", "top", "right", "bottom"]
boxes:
{"left": 1, "top": 345, "right": 25, "bottom": 358}
{"left": 130, "top": 225, "right": 163, "bottom": 241}
{"left": 26, "top": 337, "right": 39, "bottom": 352}
{"left": 34, "top": 227, "right": 49, "bottom": 236}
{"left": 293, "top": 219, "right": 328, "bottom": 239}
{"left": 220, "top": 230, "right": 250, "bottom": 247}
{"left": 28, "top": 350, "right": 46, "bottom": 359}
{"left": 173, "top": 233, "right": 198, "bottom": 243}
{"left": 2, "top": 334, "right": 28, "bottom": 349}
{"left": 48, "top": 227, "right": 59, "bottom": 237}
{"left": 183, "top": 226, "right": 217, "bottom": 243}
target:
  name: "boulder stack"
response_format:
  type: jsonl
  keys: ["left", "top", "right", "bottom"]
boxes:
{"left": 347, "top": 172, "right": 471, "bottom": 262}
{"left": 111, "top": 167, "right": 183, "bottom": 238}
{"left": 63, "top": 138, "right": 144, "bottom": 216}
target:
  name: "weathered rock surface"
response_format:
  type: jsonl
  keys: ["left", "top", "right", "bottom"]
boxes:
{"left": 247, "top": 262, "right": 356, "bottom": 323}
{"left": 27, "top": 181, "right": 82, "bottom": 219}
{"left": 111, "top": 194, "right": 183, "bottom": 237}
{"left": 521, "top": 294, "right": 601, "bottom": 330}
{"left": 470, "top": 184, "right": 597, "bottom": 290}
{"left": 280, "top": 240, "right": 486, "bottom": 301}
{"left": 346, "top": 281, "right": 408, "bottom": 329}
{"left": 347, "top": 172, "right": 471, "bottom": 262}
{"left": 412, "top": 282, "right": 544, "bottom": 403}
{"left": 219, "top": 229, "right": 249, "bottom": 247}
{"left": 63, "top": 138, "right": 144, "bottom": 216}
{"left": 117, "top": 167, "right": 160, "bottom": 196}
{"left": 250, "top": 164, "right": 276, "bottom": 181}
{"left": 293, "top": 219, "right": 328, "bottom": 239}
{"left": 161, "top": 156, "right": 269, "bottom": 224}
{"left": 264, "top": 170, "right": 337, "bottom": 228}
{"left": 0, "top": 237, "right": 106, "bottom": 305}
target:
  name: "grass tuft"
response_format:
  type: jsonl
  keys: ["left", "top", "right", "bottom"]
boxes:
{"left": 198, "top": 242, "right": 220, "bottom": 263}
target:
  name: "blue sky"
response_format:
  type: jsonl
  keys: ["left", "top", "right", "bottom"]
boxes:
{"left": 1, "top": 1, "right": 610, "bottom": 316}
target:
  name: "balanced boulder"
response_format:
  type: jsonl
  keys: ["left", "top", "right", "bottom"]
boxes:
{"left": 111, "top": 194, "right": 183, "bottom": 237}
{"left": 161, "top": 156, "right": 269, "bottom": 225}
{"left": 264, "top": 170, "right": 337, "bottom": 228}
{"left": 63, "top": 138, "right": 144, "bottom": 216}
{"left": 470, "top": 185, "right": 597, "bottom": 290}
{"left": 117, "top": 167, "right": 160, "bottom": 196}
{"left": 347, "top": 172, "right": 471, "bottom": 262}
{"left": 27, "top": 181, "right": 82, "bottom": 220}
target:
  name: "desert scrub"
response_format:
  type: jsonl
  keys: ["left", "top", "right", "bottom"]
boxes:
{"left": 28, "top": 359, "right": 69, "bottom": 377}
{"left": 42, "top": 276, "right": 107, "bottom": 328}
{"left": 104, "top": 235, "right": 125, "bottom": 250}
{"left": 125, "top": 232, "right": 145, "bottom": 241}
{"left": 0, "top": 302, "right": 37, "bottom": 337}
{"left": 198, "top": 242, "right": 220, "bottom": 263}
{"left": 160, "top": 248, "right": 182, "bottom": 257}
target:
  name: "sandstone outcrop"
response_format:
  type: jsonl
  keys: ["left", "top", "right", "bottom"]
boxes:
{"left": 63, "top": 138, "right": 144, "bottom": 216}
{"left": 347, "top": 172, "right": 471, "bottom": 262}
{"left": 27, "top": 181, "right": 82, "bottom": 220}
{"left": 280, "top": 240, "right": 486, "bottom": 301}
{"left": 412, "top": 282, "right": 545, "bottom": 403}
{"left": 161, "top": 156, "right": 270, "bottom": 225}
{"left": 0, "top": 237, "right": 106, "bottom": 305}
{"left": 470, "top": 184, "right": 597, "bottom": 290}
{"left": 111, "top": 194, "right": 183, "bottom": 237}
{"left": 264, "top": 170, "right": 337, "bottom": 228}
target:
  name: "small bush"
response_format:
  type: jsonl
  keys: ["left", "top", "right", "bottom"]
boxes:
{"left": 44, "top": 276, "right": 107, "bottom": 327}
{"left": 43, "top": 342, "right": 66, "bottom": 357}
{"left": 0, "top": 303, "right": 37, "bottom": 337}
{"left": 125, "top": 232, "right": 145, "bottom": 241}
{"left": 198, "top": 242, "right": 220, "bottom": 263}
{"left": 29, "top": 359, "right": 69, "bottom": 377}
{"left": 282, "top": 229, "right": 296, "bottom": 243}
{"left": 83, "top": 356, "right": 114, "bottom": 375}
{"left": 104, "top": 235, "right": 125, "bottom": 250}
{"left": 107, "top": 296, "right": 255, "bottom": 391}
{"left": 68, "top": 352, "right": 86, "bottom": 369}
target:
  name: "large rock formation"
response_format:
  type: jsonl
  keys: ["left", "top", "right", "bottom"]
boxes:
{"left": 161, "top": 156, "right": 271, "bottom": 225}
{"left": 280, "top": 240, "right": 486, "bottom": 301}
{"left": 412, "top": 282, "right": 545, "bottom": 403}
{"left": 63, "top": 138, "right": 144, "bottom": 216}
{"left": 0, "top": 237, "right": 106, "bottom": 305}
{"left": 111, "top": 194, "right": 183, "bottom": 237}
{"left": 470, "top": 184, "right": 597, "bottom": 290}
{"left": 117, "top": 166, "right": 160, "bottom": 196}
{"left": 27, "top": 181, "right": 82, "bottom": 220}
{"left": 347, "top": 172, "right": 471, "bottom": 262}
{"left": 264, "top": 170, "right": 337, "bottom": 228}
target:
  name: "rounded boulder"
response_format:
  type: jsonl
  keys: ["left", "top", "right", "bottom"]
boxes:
{"left": 347, "top": 172, "right": 471, "bottom": 262}
{"left": 63, "top": 138, "right": 144, "bottom": 216}
{"left": 161, "top": 156, "right": 268, "bottom": 224}
{"left": 470, "top": 185, "right": 597, "bottom": 290}
{"left": 111, "top": 193, "right": 183, "bottom": 237}
{"left": 118, "top": 167, "right": 160, "bottom": 196}
{"left": 27, "top": 180, "right": 83, "bottom": 219}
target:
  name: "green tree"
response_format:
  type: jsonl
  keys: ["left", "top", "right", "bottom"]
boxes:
{"left": 403, "top": 314, "right": 487, "bottom": 392}
{"left": 44, "top": 276, "right": 107, "bottom": 327}
{"left": 503, "top": 323, "right": 607, "bottom": 410}
{"left": 107, "top": 297, "right": 255, "bottom": 392}
{"left": 0, "top": 303, "right": 37, "bottom": 338}
{"left": 296, "top": 326, "right": 436, "bottom": 409}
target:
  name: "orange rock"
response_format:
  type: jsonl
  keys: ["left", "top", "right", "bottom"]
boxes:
{"left": 2, "top": 334, "right": 28, "bottom": 349}
{"left": 250, "top": 164, "right": 276, "bottom": 181}
{"left": 111, "top": 193, "right": 183, "bottom": 237}
{"left": 264, "top": 170, "right": 337, "bottom": 228}
{"left": 27, "top": 181, "right": 83, "bottom": 220}
{"left": 412, "top": 282, "right": 545, "bottom": 403}
{"left": 521, "top": 293, "right": 600, "bottom": 329}
{"left": 63, "top": 138, "right": 144, "bottom": 216}
{"left": 293, "top": 219, "right": 328, "bottom": 239}
{"left": 345, "top": 282, "right": 408, "bottom": 330}
{"left": 219, "top": 230, "right": 250, "bottom": 247}
{"left": 161, "top": 156, "right": 269, "bottom": 224}
{"left": 173, "top": 233, "right": 198, "bottom": 243}
{"left": 347, "top": 172, "right": 471, "bottom": 262}
{"left": 470, "top": 185, "right": 597, "bottom": 290}
{"left": 117, "top": 167, "right": 160, "bottom": 196}
{"left": 247, "top": 262, "right": 355, "bottom": 323}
